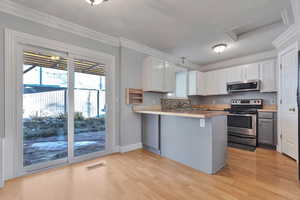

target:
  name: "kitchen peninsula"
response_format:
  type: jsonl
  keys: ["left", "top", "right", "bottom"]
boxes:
{"left": 134, "top": 106, "right": 228, "bottom": 174}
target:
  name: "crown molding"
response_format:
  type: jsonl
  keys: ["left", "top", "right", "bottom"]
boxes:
{"left": 0, "top": 0, "right": 120, "bottom": 46}
{"left": 200, "top": 49, "right": 277, "bottom": 72}
{"left": 272, "top": 24, "right": 300, "bottom": 49}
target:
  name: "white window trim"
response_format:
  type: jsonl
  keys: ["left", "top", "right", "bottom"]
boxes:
{"left": 4, "top": 28, "right": 117, "bottom": 180}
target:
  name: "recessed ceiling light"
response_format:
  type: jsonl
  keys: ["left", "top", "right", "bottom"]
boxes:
{"left": 85, "top": 0, "right": 109, "bottom": 6}
{"left": 212, "top": 44, "right": 228, "bottom": 54}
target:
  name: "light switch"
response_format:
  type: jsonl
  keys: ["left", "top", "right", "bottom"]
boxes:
{"left": 199, "top": 119, "right": 205, "bottom": 127}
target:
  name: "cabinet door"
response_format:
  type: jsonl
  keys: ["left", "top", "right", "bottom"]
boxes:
{"left": 204, "top": 71, "right": 216, "bottom": 95}
{"left": 143, "top": 57, "right": 164, "bottom": 92}
{"left": 227, "top": 66, "right": 243, "bottom": 83}
{"left": 260, "top": 60, "right": 277, "bottom": 92}
{"left": 142, "top": 115, "right": 160, "bottom": 151}
{"left": 258, "top": 119, "right": 274, "bottom": 145}
{"left": 244, "top": 63, "right": 260, "bottom": 81}
{"left": 197, "top": 71, "right": 206, "bottom": 95}
{"left": 188, "top": 71, "right": 205, "bottom": 95}
{"left": 164, "top": 62, "right": 176, "bottom": 93}
{"left": 188, "top": 71, "right": 197, "bottom": 96}
{"left": 216, "top": 69, "right": 228, "bottom": 95}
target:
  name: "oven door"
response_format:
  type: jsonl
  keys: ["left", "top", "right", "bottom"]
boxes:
{"left": 228, "top": 114, "right": 257, "bottom": 136}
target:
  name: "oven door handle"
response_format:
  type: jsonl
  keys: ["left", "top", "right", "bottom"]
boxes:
{"left": 228, "top": 114, "right": 256, "bottom": 117}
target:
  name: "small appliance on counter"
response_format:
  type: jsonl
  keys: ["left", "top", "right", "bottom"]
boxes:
{"left": 226, "top": 99, "right": 263, "bottom": 151}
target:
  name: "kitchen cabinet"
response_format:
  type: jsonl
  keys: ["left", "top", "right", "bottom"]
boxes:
{"left": 204, "top": 69, "right": 228, "bottom": 95}
{"left": 242, "top": 63, "right": 260, "bottom": 81}
{"left": 143, "top": 57, "right": 175, "bottom": 93}
{"left": 227, "top": 63, "right": 260, "bottom": 83}
{"left": 188, "top": 71, "right": 205, "bottom": 96}
{"left": 258, "top": 112, "right": 277, "bottom": 148}
{"left": 227, "top": 66, "right": 243, "bottom": 83}
{"left": 259, "top": 60, "right": 277, "bottom": 92}
{"left": 215, "top": 68, "right": 228, "bottom": 95}
{"left": 164, "top": 62, "right": 176, "bottom": 93}
{"left": 204, "top": 71, "right": 216, "bottom": 95}
{"left": 142, "top": 114, "right": 160, "bottom": 155}
{"left": 187, "top": 59, "right": 276, "bottom": 96}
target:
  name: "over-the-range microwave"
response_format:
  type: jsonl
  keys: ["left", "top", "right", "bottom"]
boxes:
{"left": 227, "top": 80, "right": 260, "bottom": 93}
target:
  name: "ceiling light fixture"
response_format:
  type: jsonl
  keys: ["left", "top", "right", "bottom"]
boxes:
{"left": 212, "top": 44, "right": 228, "bottom": 54}
{"left": 86, "top": 0, "right": 109, "bottom": 6}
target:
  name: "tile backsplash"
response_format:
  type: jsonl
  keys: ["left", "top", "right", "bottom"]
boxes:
{"left": 161, "top": 98, "right": 191, "bottom": 110}
{"left": 189, "top": 92, "right": 277, "bottom": 105}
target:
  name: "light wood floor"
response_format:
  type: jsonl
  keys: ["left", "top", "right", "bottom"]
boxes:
{"left": 0, "top": 147, "right": 299, "bottom": 200}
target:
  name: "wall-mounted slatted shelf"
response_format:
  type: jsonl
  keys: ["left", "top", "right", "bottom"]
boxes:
{"left": 126, "top": 88, "right": 144, "bottom": 105}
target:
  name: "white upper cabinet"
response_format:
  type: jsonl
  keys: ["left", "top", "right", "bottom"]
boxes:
{"left": 188, "top": 71, "right": 205, "bottom": 96}
{"left": 204, "top": 71, "right": 217, "bottom": 95}
{"left": 142, "top": 57, "right": 175, "bottom": 93}
{"left": 227, "top": 66, "right": 243, "bottom": 83}
{"left": 164, "top": 62, "right": 176, "bottom": 93}
{"left": 143, "top": 56, "right": 164, "bottom": 92}
{"left": 242, "top": 63, "right": 260, "bottom": 81}
{"left": 227, "top": 63, "right": 260, "bottom": 83}
{"left": 259, "top": 59, "right": 277, "bottom": 92}
{"left": 204, "top": 69, "right": 228, "bottom": 95}
{"left": 215, "top": 68, "right": 228, "bottom": 95}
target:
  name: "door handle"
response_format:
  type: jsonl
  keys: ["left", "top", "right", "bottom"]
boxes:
{"left": 289, "top": 108, "right": 296, "bottom": 112}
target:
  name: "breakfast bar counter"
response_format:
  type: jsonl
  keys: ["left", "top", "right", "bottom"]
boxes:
{"left": 134, "top": 106, "right": 228, "bottom": 174}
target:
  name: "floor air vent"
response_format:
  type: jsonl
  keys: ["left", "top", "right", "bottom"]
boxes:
{"left": 86, "top": 162, "right": 106, "bottom": 170}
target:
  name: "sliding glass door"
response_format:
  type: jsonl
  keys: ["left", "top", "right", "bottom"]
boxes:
{"left": 21, "top": 47, "right": 108, "bottom": 172}
{"left": 22, "top": 50, "right": 69, "bottom": 169}
{"left": 73, "top": 58, "right": 106, "bottom": 157}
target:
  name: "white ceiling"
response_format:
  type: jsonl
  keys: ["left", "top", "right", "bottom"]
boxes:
{"left": 11, "top": 0, "right": 291, "bottom": 65}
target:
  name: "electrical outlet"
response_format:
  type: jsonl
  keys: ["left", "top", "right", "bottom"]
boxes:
{"left": 199, "top": 119, "right": 205, "bottom": 127}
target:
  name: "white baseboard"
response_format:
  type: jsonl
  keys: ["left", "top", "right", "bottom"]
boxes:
{"left": 120, "top": 143, "right": 143, "bottom": 153}
{"left": 112, "top": 146, "right": 120, "bottom": 153}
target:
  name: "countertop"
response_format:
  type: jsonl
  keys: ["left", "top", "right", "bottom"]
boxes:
{"left": 192, "top": 104, "right": 277, "bottom": 113}
{"left": 257, "top": 105, "right": 277, "bottom": 112}
{"left": 133, "top": 106, "right": 228, "bottom": 119}
{"left": 257, "top": 109, "right": 277, "bottom": 113}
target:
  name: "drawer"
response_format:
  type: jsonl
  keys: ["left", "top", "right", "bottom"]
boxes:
{"left": 258, "top": 112, "right": 273, "bottom": 119}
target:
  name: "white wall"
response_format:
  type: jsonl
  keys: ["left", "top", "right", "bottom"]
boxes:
{"left": 120, "top": 47, "right": 162, "bottom": 147}
{"left": 0, "top": 11, "right": 161, "bottom": 180}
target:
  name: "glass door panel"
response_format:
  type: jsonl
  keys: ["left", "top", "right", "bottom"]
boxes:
{"left": 73, "top": 58, "right": 106, "bottom": 157}
{"left": 23, "top": 50, "right": 68, "bottom": 167}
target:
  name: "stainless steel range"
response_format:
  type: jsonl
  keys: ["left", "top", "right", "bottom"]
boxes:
{"left": 226, "top": 99, "right": 263, "bottom": 150}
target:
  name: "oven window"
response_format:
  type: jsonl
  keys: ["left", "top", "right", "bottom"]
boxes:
{"left": 228, "top": 115, "right": 252, "bottom": 129}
